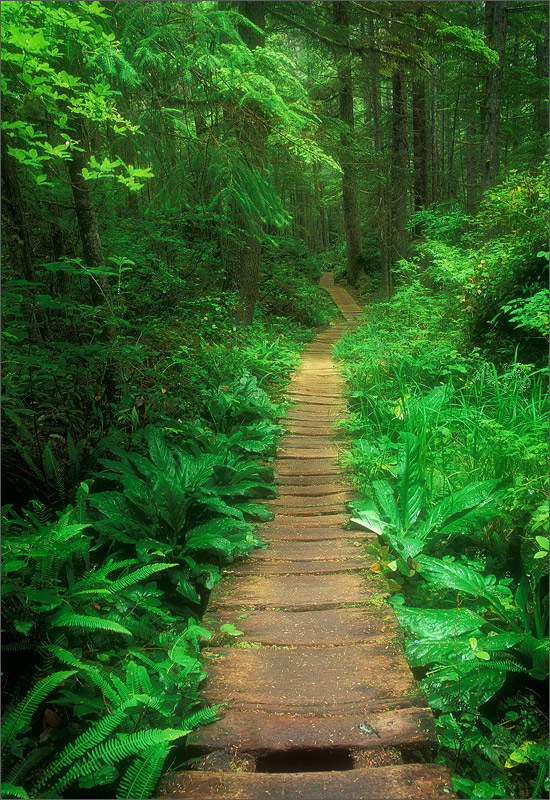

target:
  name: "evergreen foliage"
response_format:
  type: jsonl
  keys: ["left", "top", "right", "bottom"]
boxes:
{"left": 1, "top": 2, "right": 548, "bottom": 798}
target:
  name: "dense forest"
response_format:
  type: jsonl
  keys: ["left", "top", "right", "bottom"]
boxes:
{"left": 1, "top": 1, "right": 548, "bottom": 799}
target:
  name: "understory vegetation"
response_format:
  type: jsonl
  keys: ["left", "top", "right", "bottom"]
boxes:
{"left": 2, "top": 251, "right": 337, "bottom": 799}
{"left": 2, "top": 1, "right": 548, "bottom": 798}
{"left": 337, "top": 179, "right": 549, "bottom": 800}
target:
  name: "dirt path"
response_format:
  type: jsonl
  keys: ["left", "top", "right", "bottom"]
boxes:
{"left": 159, "top": 274, "right": 454, "bottom": 799}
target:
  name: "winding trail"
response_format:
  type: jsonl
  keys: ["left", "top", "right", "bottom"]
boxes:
{"left": 159, "top": 274, "right": 454, "bottom": 799}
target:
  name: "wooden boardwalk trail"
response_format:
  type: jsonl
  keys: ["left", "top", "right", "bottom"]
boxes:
{"left": 159, "top": 274, "right": 454, "bottom": 799}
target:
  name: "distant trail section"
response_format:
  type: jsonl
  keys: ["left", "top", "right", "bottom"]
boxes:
{"left": 159, "top": 273, "right": 454, "bottom": 799}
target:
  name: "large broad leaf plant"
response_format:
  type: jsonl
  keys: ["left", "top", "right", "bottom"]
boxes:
{"left": 350, "top": 431, "right": 549, "bottom": 712}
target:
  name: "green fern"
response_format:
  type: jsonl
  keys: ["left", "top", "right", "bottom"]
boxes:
{"left": 1, "top": 781, "right": 30, "bottom": 799}
{"left": 50, "top": 729, "right": 189, "bottom": 795}
{"left": 482, "top": 659, "right": 530, "bottom": 674}
{"left": 107, "top": 613, "right": 156, "bottom": 640}
{"left": 105, "top": 563, "right": 177, "bottom": 594}
{"left": 30, "top": 696, "right": 164, "bottom": 795}
{"left": 6, "top": 745, "right": 53, "bottom": 790}
{"left": 45, "top": 645, "right": 124, "bottom": 704}
{"left": 116, "top": 742, "right": 172, "bottom": 800}
{"left": 127, "top": 649, "right": 160, "bottom": 671}
{"left": 125, "top": 661, "right": 153, "bottom": 695}
{"left": 42, "top": 443, "right": 66, "bottom": 505}
{"left": 1, "top": 670, "right": 76, "bottom": 758}
{"left": 181, "top": 705, "right": 220, "bottom": 729}
{"left": 108, "top": 672, "right": 131, "bottom": 702}
{"left": 50, "top": 610, "right": 132, "bottom": 635}
{"left": 72, "top": 559, "right": 140, "bottom": 591}
{"left": 70, "top": 563, "right": 176, "bottom": 599}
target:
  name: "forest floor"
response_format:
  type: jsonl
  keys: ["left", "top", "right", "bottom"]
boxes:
{"left": 158, "top": 274, "right": 455, "bottom": 799}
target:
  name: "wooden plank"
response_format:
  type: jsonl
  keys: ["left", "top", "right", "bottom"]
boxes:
{"left": 187, "top": 707, "right": 437, "bottom": 753}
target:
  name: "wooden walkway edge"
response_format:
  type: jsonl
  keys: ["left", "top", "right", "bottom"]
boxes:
{"left": 158, "top": 274, "right": 454, "bottom": 799}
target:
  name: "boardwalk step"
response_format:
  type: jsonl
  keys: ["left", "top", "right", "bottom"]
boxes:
{"left": 200, "top": 644, "right": 423, "bottom": 714}
{"left": 268, "top": 491, "right": 352, "bottom": 507}
{"left": 275, "top": 483, "right": 350, "bottom": 496}
{"left": 204, "top": 607, "right": 399, "bottom": 646}
{"left": 187, "top": 707, "right": 437, "bottom": 753}
{"left": 261, "top": 526, "right": 371, "bottom": 541}
{"left": 246, "top": 539, "right": 364, "bottom": 560}
{"left": 275, "top": 474, "right": 349, "bottom": 486}
{"left": 158, "top": 764, "right": 453, "bottom": 799}
{"left": 208, "top": 572, "right": 385, "bottom": 610}
{"left": 225, "top": 559, "right": 365, "bottom": 576}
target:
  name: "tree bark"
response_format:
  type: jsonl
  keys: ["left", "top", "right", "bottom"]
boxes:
{"left": 333, "top": 1, "right": 362, "bottom": 286}
{"left": 481, "top": 1, "right": 508, "bottom": 193}
{"left": 67, "top": 119, "right": 118, "bottom": 402}
{"left": 465, "top": 116, "right": 478, "bottom": 215}
{"left": 535, "top": 22, "right": 549, "bottom": 136}
{"left": 219, "top": 1, "right": 266, "bottom": 325}
{"left": 411, "top": 4, "right": 429, "bottom": 229}
{"left": 429, "top": 66, "right": 438, "bottom": 204}
{"left": 412, "top": 75, "right": 428, "bottom": 232}
{"left": 390, "top": 68, "right": 409, "bottom": 266}
{"left": 365, "top": 16, "right": 391, "bottom": 297}
{"left": 1, "top": 132, "right": 50, "bottom": 341}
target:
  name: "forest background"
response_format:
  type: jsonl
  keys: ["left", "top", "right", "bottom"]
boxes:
{"left": 1, "top": 2, "right": 548, "bottom": 799}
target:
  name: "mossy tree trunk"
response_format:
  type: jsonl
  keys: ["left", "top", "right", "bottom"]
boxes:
{"left": 333, "top": 1, "right": 362, "bottom": 287}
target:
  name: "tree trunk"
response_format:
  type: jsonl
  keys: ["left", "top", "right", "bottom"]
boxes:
{"left": 314, "top": 163, "right": 328, "bottom": 252}
{"left": 411, "top": 4, "right": 429, "bottom": 231}
{"left": 67, "top": 119, "right": 119, "bottom": 402}
{"left": 447, "top": 84, "right": 461, "bottom": 199}
{"left": 412, "top": 76, "right": 428, "bottom": 233}
{"left": 390, "top": 69, "right": 408, "bottom": 266}
{"left": 221, "top": 1, "right": 266, "bottom": 325}
{"left": 333, "top": 1, "right": 362, "bottom": 286}
{"left": 535, "top": 22, "right": 549, "bottom": 136}
{"left": 366, "top": 16, "right": 391, "bottom": 297}
{"left": 429, "top": 66, "right": 438, "bottom": 204}
{"left": 1, "top": 132, "right": 50, "bottom": 341}
{"left": 466, "top": 116, "right": 478, "bottom": 215}
{"left": 481, "top": 1, "right": 508, "bottom": 193}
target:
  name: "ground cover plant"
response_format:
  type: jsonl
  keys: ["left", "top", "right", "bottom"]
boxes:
{"left": 336, "top": 190, "right": 549, "bottom": 799}
{"left": 1, "top": 309, "right": 330, "bottom": 799}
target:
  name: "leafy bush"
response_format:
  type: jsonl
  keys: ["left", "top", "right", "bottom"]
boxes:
{"left": 338, "top": 253, "right": 548, "bottom": 798}
{"left": 1, "top": 498, "right": 221, "bottom": 799}
{"left": 1, "top": 362, "right": 289, "bottom": 798}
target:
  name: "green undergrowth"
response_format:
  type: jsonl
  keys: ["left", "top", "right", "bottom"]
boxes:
{"left": 1, "top": 263, "right": 333, "bottom": 798}
{"left": 335, "top": 209, "right": 548, "bottom": 799}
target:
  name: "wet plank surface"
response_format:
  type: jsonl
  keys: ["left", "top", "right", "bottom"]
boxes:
{"left": 158, "top": 274, "right": 454, "bottom": 798}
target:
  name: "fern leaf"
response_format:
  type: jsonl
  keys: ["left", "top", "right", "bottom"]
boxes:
{"left": 125, "top": 662, "right": 153, "bottom": 696}
{"left": 482, "top": 659, "right": 530, "bottom": 674}
{"left": 106, "top": 563, "right": 177, "bottom": 594}
{"left": 116, "top": 742, "right": 171, "bottom": 800}
{"left": 125, "top": 661, "right": 139, "bottom": 695}
{"left": 1, "top": 671, "right": 76, "bottom": 755}
{"left": 72, "top": 559, "right": 139, "bottom": 591}
{"left": 31, "top": 696, "right": 157, "bottom": 794}
{"left": 127, "top": 649, "right": 159, "bottom": 671}
{"left": 42, "top": 443, "right": 66, "bottom": 504}
{"left": 1, "top": 782, "right": 30, "bottom": 799}
{"left": 109, "top": 672, "right": 131, "bottom": 701}
{"left": 51, "top": 729, "right": 189, "bottom": 795}
{"left": 6, "top": 743, "right": 51, "bottom": 787}
{"left": 181, "top": 705, "right": 220, "bottom": 730}
{"left": 44, "top": 645, "right": 122, "bottom": 704}
{"left": 51, "top": 610, "right": 132, "bottom": 635}
{"left": 107, "top": 613, "right": 155, "bottom": 640}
